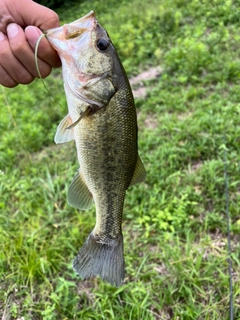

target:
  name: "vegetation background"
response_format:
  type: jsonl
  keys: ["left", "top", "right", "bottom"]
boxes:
{"left": 1, "top": 0, "right": 240, "bottom": 319}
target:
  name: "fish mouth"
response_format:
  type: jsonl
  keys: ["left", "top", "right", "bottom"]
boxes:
{"left": 45, "top": 10, "right": 97, "bottom": 44}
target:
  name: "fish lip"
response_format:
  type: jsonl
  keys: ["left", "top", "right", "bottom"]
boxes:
{"left": 75, "top": 10, "right": 96, "bottom": 24}
{"left": 45, "top": 10, "right": 97, "bottom": 39}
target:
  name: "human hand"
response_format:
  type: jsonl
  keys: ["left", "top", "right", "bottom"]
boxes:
{"left": 0, "top": 0, "right": 61, "bottom": 88}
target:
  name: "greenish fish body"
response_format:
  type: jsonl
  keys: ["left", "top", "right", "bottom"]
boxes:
{"left": 46, "top": 11, "right": 146, "bottom": 286}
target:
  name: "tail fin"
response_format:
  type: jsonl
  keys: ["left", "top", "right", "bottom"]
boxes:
{"left": 73, "top": 232, "right": 124, "bottom": 287}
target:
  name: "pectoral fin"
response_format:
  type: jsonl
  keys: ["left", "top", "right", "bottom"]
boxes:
{"left": 68, "top": 170, "right": 93, "bottom": 210}
{"left": 54, "top": 114, "right": 75, "bottom": 144}
{"left": 54, "top": 110, "right": 90, "bottom": 144}
{"left": 129, "top": 155, "right": 146, "bottom": 187}
{"left": 66, "top": 108, "right": 90, "bottom": 129}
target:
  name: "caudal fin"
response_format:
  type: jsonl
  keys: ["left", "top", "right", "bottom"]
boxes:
{"left": 73, "top": 233, "right": 124, "bottom": 287}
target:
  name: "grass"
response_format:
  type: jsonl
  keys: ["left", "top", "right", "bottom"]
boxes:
{"left": 0, "top": 0, "right": 240, "bottom": 319}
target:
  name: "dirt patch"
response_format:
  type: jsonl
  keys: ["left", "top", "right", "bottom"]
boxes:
{"left": 132, "top": 87, "right": 147, "bottom": 98}
{"left": 177, "top": 111, "right": 194, "bottom": 121}
{"left": 144, "top": 114, "right": 159, "bottom": 130}
{"left": 130, "top": 66, "right": 163, "bottom": 99}
{"left": 190, "top": 161, "right": 204, "bottom": 173}
{"left": 130, "top": 66, "right": 163, "bottom": 86}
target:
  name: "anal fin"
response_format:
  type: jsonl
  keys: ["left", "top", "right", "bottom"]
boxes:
{"left": 68, "top": 170, "right": 93, "bottom": 210}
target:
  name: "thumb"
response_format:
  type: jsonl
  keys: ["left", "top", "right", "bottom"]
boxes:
{"left": 21, "top": 0, "right": 60, "bottom": 30}
{"left": 25, "top": 26, "right": 61, "bottom": 68}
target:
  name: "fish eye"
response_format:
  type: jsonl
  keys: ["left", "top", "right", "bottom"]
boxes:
{"left": 96, "top": 38, "right": 109, "bottom": 51}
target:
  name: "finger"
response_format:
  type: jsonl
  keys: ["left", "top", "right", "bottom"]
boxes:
{"left": 0, "top": 30, "right": 34, "bottom": 85}
{"left": 7, "top": 23, "right": 52, "bottom": 79}
{"left": 19, "top": 1, "right": 60, "bottom": 30}
{"left": 3, "top": 0, "right": 60, "bottom": 31}
{"left": 25, "top": 26, "right": 61, "bottom": 69}
{"left": 0, "top": 62, "right": 18, "bottom": 88}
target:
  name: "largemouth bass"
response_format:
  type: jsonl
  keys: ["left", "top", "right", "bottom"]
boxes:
{"left": 46, "top": 11, "right": 146, "bottom": 287}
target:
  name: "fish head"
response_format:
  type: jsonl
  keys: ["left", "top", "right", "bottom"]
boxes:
{"left": 46, "top": 11, "right": 116, "bottom": 82}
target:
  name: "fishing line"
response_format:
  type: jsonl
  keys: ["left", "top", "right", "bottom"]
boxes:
{"left": 34, "top": 33, "right": 64, "bottom": 110}
{"left": 223, "top": 135, "right": 234, "bottom": 320}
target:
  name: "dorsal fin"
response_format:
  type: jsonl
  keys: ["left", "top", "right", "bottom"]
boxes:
{"left": 129, "top": 155, "right": 146, "bottom": 187}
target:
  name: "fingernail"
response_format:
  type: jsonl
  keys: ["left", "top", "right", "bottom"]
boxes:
{"left": 0, "top": 31, "right": 5, "bottom": 41}
{"left": 25, "top": 26, "right": 42, "bottom": 47}
{"left": 7, "top": 23, "right": 19, "bottom": 38}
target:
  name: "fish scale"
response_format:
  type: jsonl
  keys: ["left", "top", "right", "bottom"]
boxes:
{"left": 78, "top": 95, "right": 136, "bottom": 237}
{"left": 46, "top": 11, "right": 146, "bottom": 286}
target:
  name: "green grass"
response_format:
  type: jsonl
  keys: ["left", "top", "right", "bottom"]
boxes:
{"left": 1, "top": 0, "right": 240, "bottom": 319}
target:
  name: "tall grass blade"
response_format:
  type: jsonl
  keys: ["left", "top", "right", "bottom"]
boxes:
{"left": 223, "top": 137, "right": 234, "bottom": 320}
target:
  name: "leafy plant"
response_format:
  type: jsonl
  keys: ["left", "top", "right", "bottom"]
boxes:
{"left": 137, "top": 188, "right": 198, "bottom": 237}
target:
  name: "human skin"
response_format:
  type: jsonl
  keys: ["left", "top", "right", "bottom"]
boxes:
{"left": 0, "top": 0, "right": 61, "bottom": 88}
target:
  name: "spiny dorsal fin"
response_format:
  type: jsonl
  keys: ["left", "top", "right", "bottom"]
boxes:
{"left": 54, "top": 114, "right": 75, "bottom": 144}
{"left": 129, "top": 155, "right": 146, "bottom": 187}
{"left": 68, "top": 170, "right": 93, "bottom": 210}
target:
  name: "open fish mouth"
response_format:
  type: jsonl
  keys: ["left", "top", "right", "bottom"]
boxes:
{"left": 45, "top": 10, "right": 97, "bottom": 45}
{"left": 45, "top": 10, "right": 114, "bottom": 107}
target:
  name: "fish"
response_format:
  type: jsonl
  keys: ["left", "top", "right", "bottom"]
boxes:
{"left": 46, "top": 11, "right": 146, "bottom": 287}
